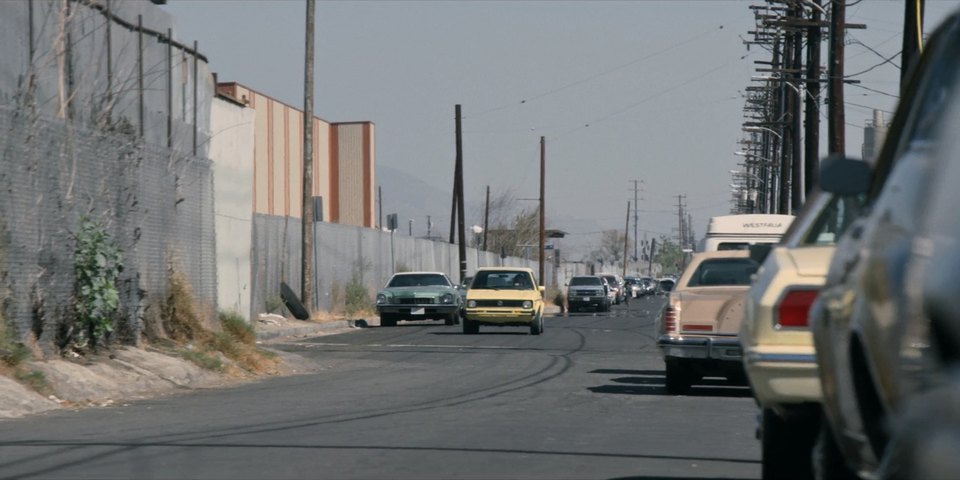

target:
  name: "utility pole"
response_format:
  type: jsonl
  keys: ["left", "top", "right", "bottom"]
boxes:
{"left": 482, "top": 185, "right": 490, "bottom": 251}
{"left": 804, "top": 0, "right": 822, "bottom": 195}
{"left": 300, "top": 0, "right": 315, "bottom": 313}
{"left": 677, "top": 195, "right": 685, "bottom": 251}
{"left": 632, "top": 180, "right": 640, "bottom": 262}
{"left": 378, "top": 186, "right": 383, "bottom": 230}
{"left": 427, "top": 215, "right": 432, "bottom": 238}
{"left": 456, "top": 105, "right": 467, "bottom": 284}
{"left": 828, "top": 0, "right": 846, "bottom": 155}
{"left": 538, "top": 136, "right": 546, "bottom": 287}
{"left": 623, "top": 201, "right": 630, "bottom": 278}
{"left": 901, "top": 0, "right": 925, "bottom": 94}
{"left": 648, "top": 238, "right": 657, "bottom": 277}
{"left": 789, "top": 1, "right": 803, "bottom": 212}
{"left": 450, "top": 106, "right": 462, "bottom": 245}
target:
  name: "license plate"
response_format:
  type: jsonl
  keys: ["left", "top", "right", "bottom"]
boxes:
{"left": 411, "top": 307, "right": 425, "bottom": 315}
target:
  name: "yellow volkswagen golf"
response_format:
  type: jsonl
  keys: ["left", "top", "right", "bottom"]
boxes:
{"left": 463, "top": 267, "right": 544, "bottom": 335}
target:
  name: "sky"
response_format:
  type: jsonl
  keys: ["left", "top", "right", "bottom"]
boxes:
{"left": 162, "top": 0, "right": 959, "bottom": 258}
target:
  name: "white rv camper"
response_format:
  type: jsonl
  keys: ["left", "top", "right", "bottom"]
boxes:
{"left": 700, "top": 214, "right": 794, "bottom": 251}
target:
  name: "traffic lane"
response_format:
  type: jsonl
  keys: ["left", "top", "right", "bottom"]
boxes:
{"left": 0, "top": 295, "right": 759, "bottom": 480}
{"left": 271, "top": 297, "right": 759, "bottom": 479}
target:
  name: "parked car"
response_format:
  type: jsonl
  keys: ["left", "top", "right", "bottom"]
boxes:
{"left": 462, "top": 267, "right": 545, "bottom": 335}
{"left": 882, "top": 85, "right": 960, "bottom": 480}
{"left": 640, "top": 277, "right": 656, "bottom": 296}
{"left": 811, "top": 10, "right": 960, "bottom": 479}
{"left": 376, "top": 272, "right": 463, "bottom": 327}
{"left": 600, "top": 274, "right": 626, "bottom": 305}
{"left": 739, "top": 190, "right": 863, "bottom": 479}
{"left": 656, "top": 278, "right": 676, "bottom": 295}
{"left": 566, "top": 275, "right": 610, "bottom": 312}
{"left": 656, "top": 250, "right": 759, "bottom": 394}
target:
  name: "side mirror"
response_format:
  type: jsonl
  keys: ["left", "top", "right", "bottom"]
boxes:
{"left": 749, "top": 244, "right": 773, "bottom": 265}
{"left": 820, "top": 154, "right": 871, "bottom": 195}
{"left": 539, "top": 286, "right": 546, "bottom": 293}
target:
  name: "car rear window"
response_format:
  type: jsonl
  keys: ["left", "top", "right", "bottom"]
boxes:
{"left": 686, "top": 259, "right": 758, "bottom": 287}
{"left": 569, "top": 277, "right": 601, "bottom": 286}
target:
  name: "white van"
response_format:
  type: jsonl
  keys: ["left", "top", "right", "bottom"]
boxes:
{"left": 699, "top": 214, "right": 794, "bottom": 251}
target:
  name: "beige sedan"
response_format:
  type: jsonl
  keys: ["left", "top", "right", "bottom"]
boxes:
{"left": 656, "top": 250, "right": 759, "bottom": 394}
{"left": 739, "top": 191, "right": 862, "bottom": 479}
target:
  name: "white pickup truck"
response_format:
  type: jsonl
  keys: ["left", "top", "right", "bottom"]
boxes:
{"left": 656, "top": 250, "right": 760, "bottom": 394}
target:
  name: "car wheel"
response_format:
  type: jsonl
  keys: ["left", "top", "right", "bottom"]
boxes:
{"left": 760, "top": 408, "right": 817, "bottom": 480}
{"left": 664, "top": 358, "right": 693, "bottom": 395}
{"left": 530, "top": 312, "right": 543, "bottom": 335}
{"left": 813, "top": 418, "right": 858, "bottom": 480}
{"left": 462, "top": 318, "right": 479, "bottom": 334}
{"left": 380, "top": 314, "right": 397, "bottom": 327}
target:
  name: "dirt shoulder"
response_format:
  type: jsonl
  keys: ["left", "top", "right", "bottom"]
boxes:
{"left": 0, "top": 314, "right": 367, "bottom": 420}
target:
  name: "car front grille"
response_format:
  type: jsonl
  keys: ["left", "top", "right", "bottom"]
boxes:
{"left": 571, "top": 289, "right": 603, "bottom": 296}
{"left": 473, "top": 300, "right": 525, "bottom": 307}
{"left": 397, "top": 297, "right": 436, "bottom": 305}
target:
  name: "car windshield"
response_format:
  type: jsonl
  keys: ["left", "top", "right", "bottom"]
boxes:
{"left": 569, "top": 277, "right": 601, "bottom": 286}
{"left": 471, "top": 271, "right": 535, "bottom": 290}
{"left": 387, "top": 274, "right": 450, "bottom": 288}
{"left": 685, "top": 258, "right": 758, "bottom": 287}
{"left": 800, "top": 195, "right": 865, "bottom": 246}
{"left": 659, "top": 280, "right": 675, "bottom": 291}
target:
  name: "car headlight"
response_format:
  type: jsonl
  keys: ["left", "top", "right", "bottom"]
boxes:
{"left": 441, "top": 293, "right": 454, "bottom": 304}
{"left": 467, "top": 300, "right": 477, "bottom": 308}
{"left": 376, "top": 293, "right": 387, "bottom": 304}
{"left": 523, "top": 300, "right": 533, "bottom": 309}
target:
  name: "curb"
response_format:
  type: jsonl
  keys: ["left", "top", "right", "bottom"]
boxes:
{"left": 255, "top": 319, "right": 370, "bottom": 342}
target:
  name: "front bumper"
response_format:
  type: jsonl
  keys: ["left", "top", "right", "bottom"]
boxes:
{"left": 657, "top": 334, "right": 742, "bottom": 361}
{"left": 377, "top": 304, "right": 459, "bottom": 319}
{"left": 465, "top": 308, "right": 536, "bottom": 326}
{"left": 743, "top": 346, "right": 821, "bottom": 403}
{"left": 568, "top": 295, "right": 607, "bottom": 307}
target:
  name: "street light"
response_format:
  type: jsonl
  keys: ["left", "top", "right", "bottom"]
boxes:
{"left": 734, "top": 151, "right": 777, "bottom": 165}
{"left": 471, "top": 225, "right": 484, "bottom": 267}
{"left": 743, "top": 125, "right": 783, "bottom": 139}
{"left": 730, "top": 170, "right": 766, "bottom": 185}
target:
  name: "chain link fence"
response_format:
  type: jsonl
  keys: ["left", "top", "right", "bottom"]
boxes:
{"left": 0, "top": 105, "right": 216, "bottom": 354}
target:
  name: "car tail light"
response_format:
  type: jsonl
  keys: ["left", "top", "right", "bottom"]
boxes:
{"left": 776, "top": 289, "right": 819, "bottom": 328}
{"left": 664, "top": 306, "right": 679, "bottom": 334}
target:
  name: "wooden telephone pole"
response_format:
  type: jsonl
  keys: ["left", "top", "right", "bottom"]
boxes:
{"left": 300, "top": 0, "right": 315, "bottom": 312}
{"left": 538, "top": 136, "right": 546, "bottom": 287}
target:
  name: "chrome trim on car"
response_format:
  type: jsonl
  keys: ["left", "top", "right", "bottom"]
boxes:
{"left": 744, "top": 352, "right": 816, "bottom": 365}
{"left": 657, "top": 335, "right": 743, "bottom": 361}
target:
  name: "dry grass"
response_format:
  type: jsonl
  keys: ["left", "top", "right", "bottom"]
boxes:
{"left": 163, "top": 270, "right": 210, "bottom": 344}
{"left": 162, "top": 270, "right": 277, "bottom": 375}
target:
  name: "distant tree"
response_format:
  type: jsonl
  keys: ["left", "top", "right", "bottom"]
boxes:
{"left": 599, "top": 230, "right": 626, "bottom": 264}
{"left": 654, "top": 236, "right": 684, "bottom": 275}
{"left": 475, "top": 187, "right": 540, "bottom": 258}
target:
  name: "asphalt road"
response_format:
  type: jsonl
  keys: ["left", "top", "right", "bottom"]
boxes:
{"left": 0, "top": 296, "right": 760, "bottom": 480}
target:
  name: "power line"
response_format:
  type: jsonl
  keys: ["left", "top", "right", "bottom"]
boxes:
{"left": 851, "top": 83, "right": 899, "bottom": 99}
{"left": 465, "top": 22, "right": 734, "bottom": 120}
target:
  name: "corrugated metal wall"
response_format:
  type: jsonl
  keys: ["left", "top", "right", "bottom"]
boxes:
{"left": 250, "top": 216, "right": 551, "bottom": 318}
